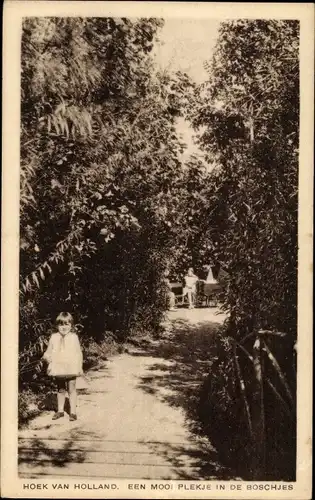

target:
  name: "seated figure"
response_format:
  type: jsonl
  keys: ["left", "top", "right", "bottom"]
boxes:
{"left": 183, "top": 268, "right": 199, "bottom": 309}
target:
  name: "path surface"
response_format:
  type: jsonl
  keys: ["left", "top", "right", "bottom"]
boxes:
{"left": 19, "top": 307, "right": 230, "bottom": 480}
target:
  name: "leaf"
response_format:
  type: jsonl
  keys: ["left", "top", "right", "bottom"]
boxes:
{"left": 32, "top": 272, "right": 40, "bottom": 288}
{"left": 43, "top": 262, "right": 52, "bottom": 273}
{"left": 263, "top": 342, "right": 293, "bottom": 405}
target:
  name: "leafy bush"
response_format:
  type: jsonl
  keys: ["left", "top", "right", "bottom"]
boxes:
{"left": 81, "top": 332, "right": 120, "bottom": 371}
{"left": 193, "top": 20, "right": 299, "bottom": 339}
{"left": 190, "top": 20, "right": 299, "bottom": 479}
{"left": 19, "top": 390, "right": 42, "bottom": 426}
{"left": 19, "top": 17, "right": 195, "bottom": 357}
{"left": 18, "top": 17, "right": 198, "bottom": 427}
{"left": 196, "top": 332, "right": 296, "bottom": 480}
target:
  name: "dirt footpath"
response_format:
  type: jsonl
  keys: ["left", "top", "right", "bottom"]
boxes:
{"left": 19, "top": 307, "right": 231, "bottom": 480}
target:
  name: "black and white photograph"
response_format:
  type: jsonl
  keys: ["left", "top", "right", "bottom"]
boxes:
{"left": 1, "top": 2, "right": 313, "bottom": 499}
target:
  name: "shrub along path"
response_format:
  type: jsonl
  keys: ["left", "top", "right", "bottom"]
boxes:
{"left": 19, "top": 307, "right": 233, "bottom": 480}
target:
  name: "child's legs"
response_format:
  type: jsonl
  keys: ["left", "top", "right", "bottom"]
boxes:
{"left": 182, "top": 287, "right": 188, "bottom": 305}
{"left": 187, "top": 290, "right": 193, "bottom": 307}
{"left": 67, "top": 378, "right": 77, "bottom": 415}
{"left": 56, "top": 379, "right": 67, "bottom": 412}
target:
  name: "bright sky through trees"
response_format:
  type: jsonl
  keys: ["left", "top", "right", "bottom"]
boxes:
{"left": 154, "top": 18, "right": 220, "bottom": 83}
{"left": 153, "top": 18, "right": 221, "bottom": 160}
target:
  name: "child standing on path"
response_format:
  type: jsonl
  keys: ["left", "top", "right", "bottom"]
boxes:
{"left": 43, "top": 312, "right": 83, "bottom": 421}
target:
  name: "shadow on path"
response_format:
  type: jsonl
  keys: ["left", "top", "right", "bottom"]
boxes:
{"left": 145, "top": 440, "right": 234, "bottom": 480}
{"left": 18, "top": 429, "right": 102, "bottom": 470}
{"left": 133, "top": 317, "right": 222, "bottom": 412}
{"left": 129, "top": 314, "right": 236, "bottom": 479}
{"left": 19, "top": 312, "right": 236, "bottom": 480}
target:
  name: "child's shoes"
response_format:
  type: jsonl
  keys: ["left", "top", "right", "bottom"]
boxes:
{"left": 69, "top": 413, "right": 77, "bottom": 421}
{"left": 52, "top": 412, "right": 64, "bottom": 420}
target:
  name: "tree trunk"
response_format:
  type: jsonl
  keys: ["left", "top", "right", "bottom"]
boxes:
{"left": 251, "top": 335, "right": 266, "bottom": 479}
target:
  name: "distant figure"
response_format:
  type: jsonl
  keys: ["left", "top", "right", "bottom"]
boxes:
{"left": 205, "top": 265, "right": 218, "bottom": 284}
{"left": 42, "top": 312, "right": 83, "bottom": 422}
{"left": 183, "top": 268, "right": 199, "bottom": 309}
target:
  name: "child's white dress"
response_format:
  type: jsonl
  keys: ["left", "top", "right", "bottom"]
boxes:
{"left": 43, "top": 332, "right": 83, "bottom": 378}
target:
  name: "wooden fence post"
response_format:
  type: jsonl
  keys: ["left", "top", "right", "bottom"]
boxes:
{"left": 251, "top": 335, "right": 266, "bottom": 479}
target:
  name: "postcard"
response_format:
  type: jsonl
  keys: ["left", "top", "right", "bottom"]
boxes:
{"left": 1, "top": 1, "right": 313, "bottom": 499}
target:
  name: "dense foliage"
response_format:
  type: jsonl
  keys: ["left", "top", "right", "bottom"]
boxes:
{"left": 190, "top": 20, "right": 299, "bottom": 479}
{"left": 193, "top": 20, "right": 299, "bottom": 337}
{"left": 19, "top": 17, "right": 200, "bottom": 419}
{"left": 20, "top": 17, "right": 195, "bottom": 350}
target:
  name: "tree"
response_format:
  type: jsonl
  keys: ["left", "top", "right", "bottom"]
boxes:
{"left": 191, "top": 20, "right": 299, "bottom": 479}
{"left": 193, "top": 19, "right": 299, "bottom": 338}
{"left": 20, "top": 17, "right": 196, "bottom": 348}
